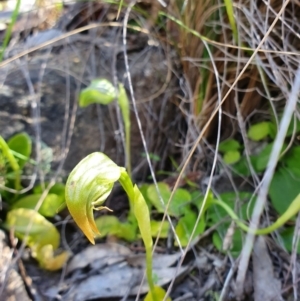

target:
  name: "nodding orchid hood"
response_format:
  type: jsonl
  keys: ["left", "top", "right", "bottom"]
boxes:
{"left": 65, "top": 152, "right": 122, "bottom": 244}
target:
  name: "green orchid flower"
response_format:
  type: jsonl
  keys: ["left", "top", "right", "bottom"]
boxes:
{"left": 65, "top": 152, "right": 122, "bottom": 244}
{"left": 65, "top": 152, "right": 160, "bottom": 300}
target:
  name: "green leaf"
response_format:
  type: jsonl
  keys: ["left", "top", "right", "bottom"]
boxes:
{"left": 146, "top": 183, "right": 191, "bottom": 216}
{"left": 212, "top": 230, "right": 222, "bottom": 250}
{"left": 232, "top": 157, "right": 253, "bottom": 177}
{"left": 207, "top": 191, "right": 253, "bottom": 224}
{"left": 170, "top": 188, "right": 191, "bottom": 216}
{"left": 144, "top": 286, "right": 171, "bottom": 301}
{"left": 146, "top": 182, "right": 169, "bottom": 213}
{"left": 95, "top": 215, "right": 137, "bottom": 241}
{"left": 280, "top": 227, "right": 300, "bottom": 254}
{"left": 223, "top": 150, "right": 240, "bottom": 164}
{"left": 118, "top": 222, "right": 137, "bottom": 241}
{"left": 7, "top": 132, "right": 32, "bottom": 168}
{"left": 252, "top": 143, "right": 287, "bottom": 172}
{"left": 252, "top": 143, "right": 273, "bottom": 172}
{"left": 5, "top": 208, "right": 60, "bottom": 252}
{"left": 247, "top": 122, "right": 272, "bottom": 141}
{"left": 283, "top": 146, "right": 300, "bottom": 177}
{"left": 190, "top": 191, "right": 204, "bottom": 207}
{"left": 286, "top": 117, "right": 300, "bottom": 137}
{"left": 139, "top": 184, "right": 153, "bottom": 210}
{"left": 150, "top": 220, "right": 169, "bottom": 238}
{"left": 268, "top": 122, "right": 277, "bottom": 139}
{"left": 219, "top": 139, "right": 240, "bottom": 152}
{"left": 175, "top": 209, "right": 205, "bottom": 247}
{"left": 207, "top": 191, "right": 254, "bottom": 250}
{"left": 95, "top": 215, "right": 121, "bottom": 237}
{"left": 213, "top": 229, "right": 244, "bottom": 258}
{"left": 12, "top": 193, "right": 65, "bottom": 217}
{"left": 141, "top": 152, "right": 161, "bottom": 162}
{"left": 79, "top": 78, "right": 117, "bottom": 107}
{"left": 34, "top": 182, "right": 65, "bottom": 198}
{"left": 32, "top": 183, "right": 67, "bottom": 214}
{"left": 5, "top": 208, "right": 69, "bottom": 271}
{"left": 27, "top": 183, "right": 67, "bottom": 216}
{"left": 269, "top": 167, "right": 300, "bottom": 215}
{"left": 233, "top": 143, "right": 287, "bottom": 176}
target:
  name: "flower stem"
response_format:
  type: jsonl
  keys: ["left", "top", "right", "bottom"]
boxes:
{"left": 119, "top": 170, "right": 156, "bottom": 300}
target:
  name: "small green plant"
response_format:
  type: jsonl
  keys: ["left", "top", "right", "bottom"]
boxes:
{"left": 0, "top": 133, "right": 69, "bottom": 270}
{"left": 218, "top": 139, "right": 241, "bottom": 165}
{"left": 143, "top": 182, "right": 300, "bottom": 254}
{"left": 65, "top": 152, "right": 170, "bottom": 301}
{"left": 79, "top": 78, "right": 131, "bottom": 175}
{"left": 144, "top": 182, "right": 205, "bottom": 247}
{"left": 218, "top": 119, "right": 300, "bottom": 254}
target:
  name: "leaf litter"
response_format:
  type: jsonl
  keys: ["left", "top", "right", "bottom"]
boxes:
{"left": 47, "top": 243, "right": 188, "bottom": 300}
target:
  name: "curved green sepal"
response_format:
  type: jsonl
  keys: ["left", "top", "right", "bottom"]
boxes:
{"left": 7, "top": 132, "right": 32, "bottom": 168}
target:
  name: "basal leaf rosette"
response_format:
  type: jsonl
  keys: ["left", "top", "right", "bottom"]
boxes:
{"left": 66, "top": 152, "right": 123, "bottom": 244}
